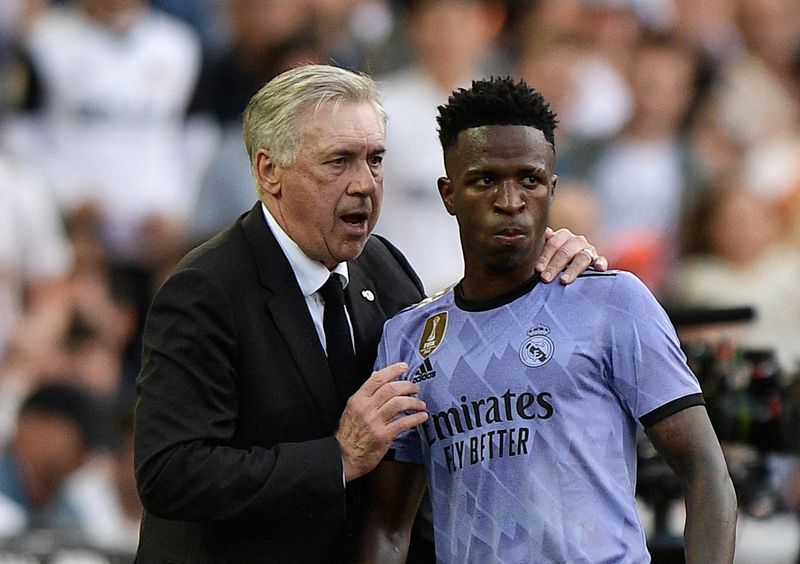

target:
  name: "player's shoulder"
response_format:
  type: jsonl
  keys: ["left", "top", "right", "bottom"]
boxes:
{"left": 571, "top": 268, "right": 653, "bottom": 300}
{"left": 570, "top": 267, "right": 622, "bottom": 292}
{"left": 389, "top": 285, "right": 455, "bottom": 323}
{"left": 576, "top": 268, "right": 642, "bottom": 286}
{"left": 575, "top": 267, "right": 622, "bottom": 280}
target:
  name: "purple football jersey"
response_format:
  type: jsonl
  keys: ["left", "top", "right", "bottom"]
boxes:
{"left": 378, "top": 270, "right": 703, "bottom": 563}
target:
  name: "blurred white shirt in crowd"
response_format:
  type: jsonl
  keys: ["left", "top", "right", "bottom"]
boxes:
{"left": 5, "top": 5, "right": 201, "bottom": 260}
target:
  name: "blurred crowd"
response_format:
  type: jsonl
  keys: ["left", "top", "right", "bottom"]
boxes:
{"left": 0, "top": 0, "right": 799, "bottom": 560}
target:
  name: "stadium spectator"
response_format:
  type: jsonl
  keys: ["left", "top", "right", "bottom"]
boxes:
{"left": 67, "top": 402, "right": 141, "bottom": 555}
{"left": 0, "top": 382, "right": 98, "bottom": 538}
{"left": 588, "top": 34, "right": 703, "bottom": 296}
{"left": 0, "top": 152, "right": 74, "bottom": 452}
{"left": 188, "top": 0, "right": 322, "bottom": 243}
{"left": 514, "top": 0, "right": 635, "bottom": 141}
{"left": 5, "top": 0, "right": 202, "bottom": 266}
{"left": 674, "top": 175, "right": 800, "bottom": 374}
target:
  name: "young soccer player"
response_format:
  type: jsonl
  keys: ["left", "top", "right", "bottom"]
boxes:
{"left": 355, "top": 77, "right": 737, "bottom": 563}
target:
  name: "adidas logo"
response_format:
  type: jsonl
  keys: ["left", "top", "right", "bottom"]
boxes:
{"left": 412, "top": 358, "right": 437, "bottom": 383}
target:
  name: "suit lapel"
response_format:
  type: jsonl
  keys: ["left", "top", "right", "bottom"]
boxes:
{"left": 240, "top": 204, "right": 341, "bottom": 431}
{"left": 346, "top": 259, "right": 388, "bottom": 386}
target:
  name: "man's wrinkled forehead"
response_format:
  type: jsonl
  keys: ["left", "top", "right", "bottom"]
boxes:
{"left": 312, "top": 97, "right": 385, "bottom": 123}
{"left": 298, "top": 99, "right": 386, "bottom": 140}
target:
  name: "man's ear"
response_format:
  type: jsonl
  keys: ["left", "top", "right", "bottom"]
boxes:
{"left": 255, "top": 149, "right": 281, "bottom": 196}
{"left": 438, "top": 177, "right": 456, "bottom": 216}
{"left": 550, "top": 174, "right": 558, "bottom": 200}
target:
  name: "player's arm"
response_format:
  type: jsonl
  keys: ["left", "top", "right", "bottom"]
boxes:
{"left": 353, "top": 459, "right": 427, "bottom": 564}
{"left": 645, "top": 405, "right": 737, "bottom": 563}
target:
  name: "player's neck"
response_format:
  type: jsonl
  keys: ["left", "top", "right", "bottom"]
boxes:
{"left": 460, "top": 265, "right": 539, "bottom": 302}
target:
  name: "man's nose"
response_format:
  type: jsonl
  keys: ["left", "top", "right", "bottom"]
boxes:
{"left": 348, "top": 160, "right": 379, "bottom": 195}
{"left": 493, "top": 181, "right": 525, "bottom": 213}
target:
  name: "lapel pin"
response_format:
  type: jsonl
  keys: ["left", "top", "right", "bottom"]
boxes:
{"left": 361, "top": 289, "right": 375, "bottom": 302}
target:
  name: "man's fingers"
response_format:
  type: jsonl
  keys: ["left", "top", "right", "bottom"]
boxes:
{"left": 388, "top": 410, "right": 429, "bottom": 435}
{"left": 370, "top": 378, "right": 420, "bottom": 407}
{"left": 358, "top": 362, "right": 409, "bottom": 396}
{"left": 537, "top": 227, "right": 608, "bottom": 284}
{"left": 556, "top": 253, "right": 591, "bottom": 285}
{"left": 557, "top": 246, "right": 609, "bottom": 284}
{"left": 336, "top": 385, "right": 427, "bottom": 482}
{"left": 540, "top": 232, "right": 590, "bottom": 282}
{"left": 342, "top": 368, "right": 421, "bottom": 434}
{"left": 590, "top": 255, "right": 608, "bottom": 272}
{"left": 536, "top": 227, "right": 569, "bottom": 276}
{"left": 378, "top": 394, "right": 426, "bottom": 421}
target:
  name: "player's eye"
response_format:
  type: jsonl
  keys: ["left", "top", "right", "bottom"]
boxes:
{"left": 522, "top": 173, "right": 548, "bottom": 188}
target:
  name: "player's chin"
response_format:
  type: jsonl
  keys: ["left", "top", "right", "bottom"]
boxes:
{"left": 486, "top": 250, "right": 533, "bottom": 272}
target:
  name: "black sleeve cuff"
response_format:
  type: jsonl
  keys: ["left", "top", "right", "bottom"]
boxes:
{"left": 640, "top": 393, "right": 705, "bottom": 429}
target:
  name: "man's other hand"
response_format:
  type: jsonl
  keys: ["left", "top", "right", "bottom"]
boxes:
{"left": 336, "top": 363, "right": 427, "bottom": 482}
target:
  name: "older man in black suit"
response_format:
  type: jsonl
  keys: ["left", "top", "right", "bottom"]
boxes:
{"left": 133, "top": 64, "right": 604, "bottom": 563}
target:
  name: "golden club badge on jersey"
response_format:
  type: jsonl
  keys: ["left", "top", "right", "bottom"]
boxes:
{"left": 419, "top": 312, "right": 448, "bottom": 358}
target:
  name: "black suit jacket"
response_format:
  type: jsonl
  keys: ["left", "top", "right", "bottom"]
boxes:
{"left": 134, "top": 204, "right": 424, "bottom": 563}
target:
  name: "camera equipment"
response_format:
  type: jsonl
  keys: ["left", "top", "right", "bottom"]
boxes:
{"left": 638, "top": 306, "right": 800, "bottom": 559}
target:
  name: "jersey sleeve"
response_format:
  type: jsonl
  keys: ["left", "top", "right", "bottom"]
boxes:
{"left": 375, "top": 321, "right": 425, "bottom": 465}
{"left": 605, "top": 272, "right": 704, "bottom": 428}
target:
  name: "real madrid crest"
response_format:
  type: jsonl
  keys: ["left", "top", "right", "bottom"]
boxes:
{"left": 519, "top": 324, "right": 554, "bottom": 367}
{"left": 418, "top": 312, "right": 447, "bottom": 358}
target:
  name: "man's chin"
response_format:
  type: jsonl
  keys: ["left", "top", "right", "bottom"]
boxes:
{"left": 328, "top": 239, "right": 370, "bottom": 266}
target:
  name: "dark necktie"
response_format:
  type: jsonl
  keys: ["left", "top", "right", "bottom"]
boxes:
{"left": 319, "top": 274, "right": 357, "bottom": 408}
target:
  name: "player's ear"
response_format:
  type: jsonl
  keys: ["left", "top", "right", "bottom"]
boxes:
{"left": 438, "top": 177, "right": 455, "bottom": 216}
{"left": 255, "top": 149, "right": 282, "bottom": 197}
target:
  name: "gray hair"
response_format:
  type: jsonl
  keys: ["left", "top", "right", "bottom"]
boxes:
{"left": 242, "top": 65, "right": 387, "bottom": 177}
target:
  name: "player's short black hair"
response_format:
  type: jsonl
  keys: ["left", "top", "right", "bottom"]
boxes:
{"left": 436, "top": 76, "right": 558, "bottom": 153}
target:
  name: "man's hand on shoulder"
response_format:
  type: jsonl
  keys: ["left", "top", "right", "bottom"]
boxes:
{"left": 335, "top": 363, "right": 428, "bottom": 482}
{"left": 537, "top": 227, "right": 608, "bottom": 284}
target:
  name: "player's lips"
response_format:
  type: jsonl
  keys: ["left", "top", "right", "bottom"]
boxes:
{"left": 492, "top": 226, "right": 528, "bottom": 244}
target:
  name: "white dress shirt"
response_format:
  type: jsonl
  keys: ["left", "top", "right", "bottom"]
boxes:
{"left": 261, "top": 203, "right": 354, "bottom": 352}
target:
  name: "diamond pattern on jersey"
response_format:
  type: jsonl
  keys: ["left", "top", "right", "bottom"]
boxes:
{"left": 380, "top": 272, "right": 701, "bottom": 563}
